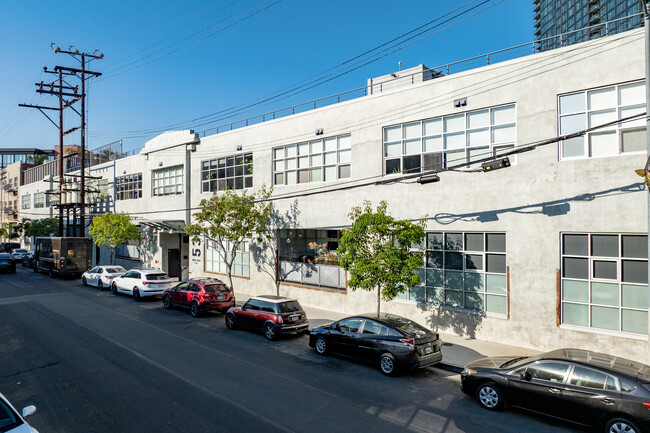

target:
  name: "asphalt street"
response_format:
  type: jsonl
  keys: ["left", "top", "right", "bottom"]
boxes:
{"left": 0, "top": 266, "right": 581, "bottom": 432}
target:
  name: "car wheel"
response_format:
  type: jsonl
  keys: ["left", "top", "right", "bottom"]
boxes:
{"left": 162, "top": 295, "right": 172, "bottom": 310}
{"left": 605, "top": 418, "right": 640, "bottom": 433}
{"left": 111, "top": 282, "right": 118, "bottom": 295}
{"left": 264, "top": 322, "right": 278, "bottom": 340}
{"left": 190, "top": 302, "right": 200, "bottom": 318}
{"left": 379, "top": 352, "right": 397, "bottom": 376}
{"left": 225, "top": 313, "right": 237, "bottom": 329}
{"left": 133, "top": 288, "right": 141, "bottom": 301}
{"left": 476, "top": 382, "right": 504, "bottom": 410}
{"left": 314, "top": 336, "right": 328, "bottom": 355}
{"left": 97, "top": 280, "right": 103, "bottom": 290}
{"left": 82, "top": 277, "right": 87, "bottom": 286}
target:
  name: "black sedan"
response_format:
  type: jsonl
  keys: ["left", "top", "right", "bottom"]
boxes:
{"left": 460, "top": 348, "right": 650, "bottom": 433}
{"left": 309, "top": 313, "right": 442, "bottom": 376}
{"left": 0, "top": 253, "right": 16, "bottom": 273}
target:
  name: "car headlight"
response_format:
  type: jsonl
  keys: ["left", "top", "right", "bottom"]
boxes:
{"left": 461, "top": 368, "right": 477, "bottom": 377}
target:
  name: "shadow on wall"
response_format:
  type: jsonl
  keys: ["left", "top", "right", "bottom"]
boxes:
{"left": 431, "top": 182, "right": 643, "bottom": 225}
{"left": 138, "top": 225, "right": 158, "bottom": 268}
{"left": 249, "top": 200, "right": 301, "bottom": 293}
{"left": 416, "top": 302, "right": 484, "bottom": 340}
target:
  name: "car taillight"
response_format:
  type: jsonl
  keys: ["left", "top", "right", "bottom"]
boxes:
{"left": 277, "top": 315, "right": 283, "bottom": 324}
{"left": 644, "top": 403, "right": 650, "bottom": 409}
{"left": 400, "top": 338, "right": 415, "bottom": 354}
{"left": 142, "top": 281, "right": 149, "bottom": 285}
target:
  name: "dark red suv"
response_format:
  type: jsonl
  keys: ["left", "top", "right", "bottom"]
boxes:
{"left": 162, "top": 278, "right": 235, "bottom": 317}
{"left": 225, "top": 295, "right": 309, "bottom": 340}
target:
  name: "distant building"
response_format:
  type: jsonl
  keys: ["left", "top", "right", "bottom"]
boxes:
{"left": 534, "top": 0, "right": 646, "bottom": 50}
{"left": 0, "top": 148, "right": 54, "bottom": 169}
{"left": 0, "top": 161, "right": 36, "bottom": 241}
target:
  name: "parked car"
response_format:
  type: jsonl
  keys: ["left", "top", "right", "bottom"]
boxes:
{"left": 162, "top": 277, "right": 235, "bottom": 317}
{"left": 82, "top": 265, "right": 127, "bottom": 290}
{"left": 21, "top": 250, "right": 35, "bottom": 268}
{"left": 225, "top": 295, "right": 309, "bottom": 340}
{"left": 460, "top": 348, "right": 650, "bottom": 433}
{"left": 0, "top": 253, "right": 16, "bottom": 273}
{"left": 0, "top": 242, "right": 20, "bottom": 253}
{"left": 9, "top": 249, "right": 27, "bottom": 262}
{"left": 309, "top": 313, "right": 443, "bottom": 376}
{"left": 110, "top": 268, "right": 174, "bottom": 301}
{"left": 0, "top": 390, "right": 39, "bottom": 433}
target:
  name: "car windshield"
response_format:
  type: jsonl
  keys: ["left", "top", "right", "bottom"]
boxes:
{"left": 0, "top": 398, "right": 21, "bottom": 431}
{"left": 381, "top": 316, "right": 430, "bottom": 336}
{"left": 502, "top": 354, "right": 545, "bottom": 369}
{"left": 14, "top": 250, "right": 26, "bottom": 253}
{"left": 105, "top": 267, "right": 126, "bottom": 274}
{"left": 203, "top": 283, "right": 229, "bottom": 293}
{"left": 146, "top": 273, "right": 169, "bottom": 281}
{"left": 278, "top": 301, "right": 302, "bottom": 313}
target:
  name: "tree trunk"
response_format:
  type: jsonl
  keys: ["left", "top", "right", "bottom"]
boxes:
{"left": 110, "top": 247, "right": 114, "bottom": 265}
{"left": 377, "top": 285, "right": 381, "bottom": 317}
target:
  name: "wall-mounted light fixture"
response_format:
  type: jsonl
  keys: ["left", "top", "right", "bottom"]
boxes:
{"left": 454, "top": 98, "right": 467, "bottom": 108}
{"left": 122, "top": 170, "right": 126, "bottom": 174}
{"left": 418, "top": 174, "right": 440, "bottom": 184}
{"left": 236, "top": 145, "right": 243, "bottom": 151}
{"left": 315, "top": 128, "right": 324, "bottom": 136}
{"left": 158, "top": 162, "right": 163, "bottom": 167}
{"left": 481, "top": 157, "right": 511, "bottom": 172}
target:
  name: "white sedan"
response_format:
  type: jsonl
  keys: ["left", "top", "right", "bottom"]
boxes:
{"left": 110, "top": 268, "right": 174, "bottom": 301}
{"left": 0, "top": 391, "right": 39, "bottom": 433}
{"left": 81, "top": 265, "right": 127, "bottom": 290}
{"left": 9, "top": 249, "right": 27, "bottom": 262}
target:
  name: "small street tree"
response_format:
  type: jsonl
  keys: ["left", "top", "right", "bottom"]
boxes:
{"left": 89, "top": 213, "right": 141, "bottom": 265}
{"left": 338, "top": 200, "right": 425, "bottom": 316}
{"left": 25, "top": 218, "right": 59, "bottom": 237}
{"left": 185, "top": 186, "right": 273, "bottom": 291}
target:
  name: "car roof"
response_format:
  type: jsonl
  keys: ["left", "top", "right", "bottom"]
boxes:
{"left": 128, "top": 268, "right": 165, "bottom": 273}
{"left": 0, "top": 253, "right": 10, "bottom": 258}
{"left": 190, "top": 277, "right": 225, "bottom": 285}
{"left": 250, "top": 295, "right": 298, "bottom": 303}
{"left": 541, "top": 348, "right": 648, "bottom": 377}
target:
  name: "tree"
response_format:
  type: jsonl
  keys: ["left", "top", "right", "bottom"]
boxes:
{"left": 89, "top": 213, "right": 141, "bottom": 265}
{"left": 24, "top": 218, "right": 58, "bottom": 237}
{"left": 337, "top": 200, "right": 425, "bottom": 316}
{"left": 185, "top": 186, "right": 273, "bottom": 291}
{"left": 25, "top": 154, "right": 49, "bottom": 165}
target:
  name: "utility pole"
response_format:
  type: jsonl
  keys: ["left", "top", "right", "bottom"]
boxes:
{"left": 19, "top": 44, "right": 103, "bottom": 237}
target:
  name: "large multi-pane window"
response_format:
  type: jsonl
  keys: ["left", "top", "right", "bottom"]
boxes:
{"left": 559, "top": 81, "right": 646, "bottom": 159}
{"left": 398, "top": 232, "right": 508, "bottom": 315}
{"left": 21, "top": 194, "right": 30, "bottom": 210}
{"left": 201, "top": 153, "right": 252, "bottom": 193}
{"left": 383, "top": 104, "right": 516, "bottom": 175}
{"left": 561, "top": 233, "right": 648, "bottom": 335}
{"left": 273, "top": 135, "right": 351, "bottom": 185}
{"left": 116, "top": 173, "right": 142, "bottom": 200}
{"left": 33, "top": 192, "right": 45, "bottom": 208}
{"left": 205, "top": 239, "right": 249, "bottom": 277}
{"left": 152, "top": 166, "right": 183, "bottom": 196}
{"left": 46, "top": 190, "right": 58, "bottom": 206}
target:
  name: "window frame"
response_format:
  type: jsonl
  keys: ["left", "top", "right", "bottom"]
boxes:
{"left": 152, "top": 165, "right": 184, "bottom": 197}
{"left": 116, "top": 173, "right": 143, "bottom": 200}
{"left": 201, "top": 153, "right": 253, "bottom": 193}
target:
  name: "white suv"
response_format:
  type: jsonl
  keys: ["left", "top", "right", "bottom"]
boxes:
{"left": 110, "top": 268, "right": 174, "bottom": 301}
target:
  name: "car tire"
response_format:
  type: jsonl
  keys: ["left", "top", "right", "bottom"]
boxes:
{"left": 314, "top": 336, "right": 328, "bottom": 355}
{"left": 379, "top": 352, "right": 397, "bottom": 376}
{"left": 476, "top": 382, "right": 504, "bottom": 410}
{"left": 98, "top": 280, "right": 103, "bottom": 291}
{"left": 225, "top": 313, "right": 237, "bottom": 329}
{"left": 82, "top": 277, "right": 87, "bottom": 286}
{"left": 605, "top": 418, "right": 640, "bottom": 433}
{"left": 133, "top": 288, "right": 141, "bottom": 301}
{"left": 162, "top": 295, "right": 172, "bottom": 310}
{"left": 264, "top": 322, "right": 278, "bottom": 341}
{"left": 111, "top": 282, "right": 118, "bottom": 295}
{"left": 190, "top": 301, "right": 200, "bottom": 318}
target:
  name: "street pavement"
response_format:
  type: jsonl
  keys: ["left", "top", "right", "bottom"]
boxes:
{"left": 0, "top": 266, "right": 582, "bottom": 432}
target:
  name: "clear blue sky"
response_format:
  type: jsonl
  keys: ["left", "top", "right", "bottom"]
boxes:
{"left": 0, "top": 0, "right": 533, "bottom": 154}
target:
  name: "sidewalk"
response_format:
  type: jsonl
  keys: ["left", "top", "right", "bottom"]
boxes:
{"left": 235, "top": 293, "right": 540, "bottom": 373}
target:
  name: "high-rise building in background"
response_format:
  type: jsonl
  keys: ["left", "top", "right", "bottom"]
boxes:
{"left": 534, "top": 0, "right": 646, "bottom": 50}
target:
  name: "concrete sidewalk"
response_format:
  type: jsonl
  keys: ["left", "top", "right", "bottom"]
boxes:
{"left": 236, "top": 293, "right": 540, "bottom": 372}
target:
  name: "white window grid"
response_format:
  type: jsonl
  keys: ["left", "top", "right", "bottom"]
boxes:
{"left": 152, "top": 166, "right": 183, "bottom": 196}
{"left": 382, "top": 104, "right": 517, "bottom": 176}
{"left": 558, "top": 81, "right": 646, "bottom": 160}
{"left": 33, "top": 192, "right": 45, "bottom": 208}
{"left": 273, "top": 135, "right": 351, "bottom": 185}
{"left": 205, "top": 239, "right": 249, "bottom": 277}
{"left": 401, "top": 232, "right": 508, "bottom": 315}
{"left": 560, "top": 233, "right": 648, "bottom": 335}
{"left": 116, "top": 173, "right": 142, "bottom": 201}
{"left": 21, "top": 194, "right": 31, "bottom": 210}
{"left": 201, "top": 153, "right": 253, "bottom": 193}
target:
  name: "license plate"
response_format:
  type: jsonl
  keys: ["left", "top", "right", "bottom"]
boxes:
{"left": 290, "top": 315, "right": 299, "bottom": 322}
{"left": 425, "top": 346, "right": 433, "bottom": 354}
{"left": 1, "top": 260, "right": 9, "bottom": 264}
{"left": 217, "top": 296, "right": 223, "bottom": 300}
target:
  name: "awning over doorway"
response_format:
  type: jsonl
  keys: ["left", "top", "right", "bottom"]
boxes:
{"left": 136, "top": 220, "right": 186, "bottom": 233}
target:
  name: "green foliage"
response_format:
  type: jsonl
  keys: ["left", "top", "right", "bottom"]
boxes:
{"left": 338, "top": 200, "right": 425, "bottom": 315}
{"left": 25, "top": 154, "right": 49, "bottom": 165}
{"left": 1, "top": 221, "right": 27, "bottom": 240}
{"left": 25, "top": 218, "right": 59, "bottom": 237}
{"left": 185, "top": 185, "right": 273, "bottom": 289}
{"left": 89, "top": 213, "right": 141, "bottom": 264}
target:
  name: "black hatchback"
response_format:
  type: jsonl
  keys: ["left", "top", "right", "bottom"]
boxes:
{"left": 309, "top": 313, "right": 442, "bottom": 376}
{"left": 0, "top": 253, "right": 16, "bottom": 273}
{"left": 460, "top": 348, "right": 650, "bottom": 433}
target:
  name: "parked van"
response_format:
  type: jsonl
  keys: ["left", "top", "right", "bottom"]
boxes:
{"left": 34, "top": 237, "right": 93, "bottom": 277}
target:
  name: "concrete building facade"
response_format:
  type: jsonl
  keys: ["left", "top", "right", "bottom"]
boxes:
{"left": 19, "top": 29, "right": 649, "bottom": 362}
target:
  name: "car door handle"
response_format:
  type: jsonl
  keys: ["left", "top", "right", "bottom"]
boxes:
{"left": 549, "top": 388, "right": 561, "bottom": 394}
{"left": 601, "top": 398, "right": 615, "bottom": 405}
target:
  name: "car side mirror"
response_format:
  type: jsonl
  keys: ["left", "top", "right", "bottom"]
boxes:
{"left": 241, "top": 306, "right": 247, "bottom": 311}
{"left": 22, "top": 405, "right": 36, "bottom": 418}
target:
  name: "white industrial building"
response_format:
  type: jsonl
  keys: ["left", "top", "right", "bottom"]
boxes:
{"left": 19, "top": 28, "right": 649, "bottom": 362}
